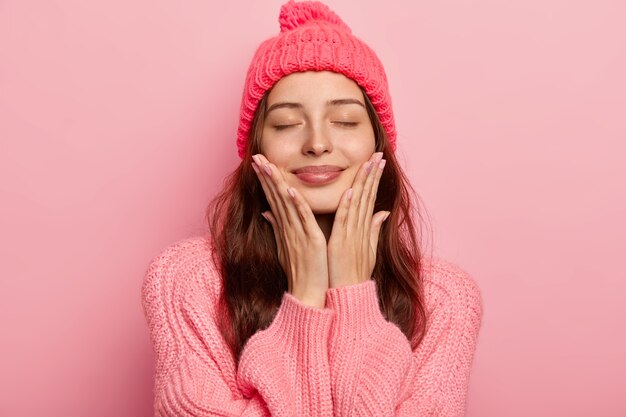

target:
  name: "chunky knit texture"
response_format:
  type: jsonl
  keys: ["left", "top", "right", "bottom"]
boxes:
{"left": 236, "top": 0, "right": 397, "bottom": 159}
{"left": 141, "top": 236, "right": 483, "bottom": 416}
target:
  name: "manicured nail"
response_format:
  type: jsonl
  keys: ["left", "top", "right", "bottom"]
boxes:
{"left": 252, "top": 154, "right": 260, "bottom": 164}
{"left": 251, "top": 162, "right": 260, "bottom": 173}
{"left": 379, "top": 159, "right": 386, "bottom": 169}
{"left": 383, "top": 212, "right": 390, "bottom": 221}
{"left": 287, "top": 187, "right": 295, "bottom": 198}
{"left": 375, "top": 152, "right": 383, "bottom": 162}
{"left": 346, "top": 188, "right": 353, "bottom": 199}
{"left": 261, "top": 212, "right": 269, "bottom": 221}
{"left": 263, "top": 163, "right": 272, "bottom": 176}
{"left": 365, "top": 161, "right": 373, "bottom": 173}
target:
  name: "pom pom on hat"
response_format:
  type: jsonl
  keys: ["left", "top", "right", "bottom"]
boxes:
{"left": 279, "top": 0, "right": 352, "bottom": 32}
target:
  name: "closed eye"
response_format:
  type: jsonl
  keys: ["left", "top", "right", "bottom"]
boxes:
{"left": 273, "top": 122, "right": 358, "bottom": 130}
{"left": 273, "top": 124, "right": 299, "bottom": 131}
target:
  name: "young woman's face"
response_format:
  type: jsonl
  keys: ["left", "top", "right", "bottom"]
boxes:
{"left": 259, "top": 71, "right": 376, "bottom": 214}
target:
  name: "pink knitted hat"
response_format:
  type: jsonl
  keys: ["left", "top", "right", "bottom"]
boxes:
{"left": 236, "top": 0, "right": 397, "bottom": 159}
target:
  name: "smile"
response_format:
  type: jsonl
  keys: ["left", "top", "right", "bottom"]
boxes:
{"left": 293, "top": 170, "right": 342, "bottom": 185}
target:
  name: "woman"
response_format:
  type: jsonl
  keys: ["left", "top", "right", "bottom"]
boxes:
{"left": 141, "top": 1, "right": 483, "bottom": 416}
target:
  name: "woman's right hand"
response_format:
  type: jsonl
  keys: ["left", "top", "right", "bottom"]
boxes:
{"left": 251, "top": 153, "right": 329, "bottom": 308}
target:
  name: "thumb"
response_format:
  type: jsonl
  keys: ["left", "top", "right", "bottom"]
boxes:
{"left": 262, "top": 211, "right": 281, "bottom": 245}
{"left": 262, "top": 210, "right": 276, "bottom": 228}
{"left": 262, "top": 211, "right": 288, "bottom": 276}
{"left": 370, "top": 211, "right": 390, "bottom": 250}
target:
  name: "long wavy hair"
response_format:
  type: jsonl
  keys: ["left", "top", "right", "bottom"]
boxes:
{"left": 207, "top": 84, "right": 433, "bottom": 362}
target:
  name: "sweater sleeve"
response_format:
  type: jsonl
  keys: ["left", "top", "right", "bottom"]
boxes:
{"left": 324, "top": 261, "right": 483, "bottom": 417}
{"left": 141, "top": 238, "right": 335, "bottom": 417}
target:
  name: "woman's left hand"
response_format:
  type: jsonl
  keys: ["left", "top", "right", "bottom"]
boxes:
{"left": 327, "top": 151, "right": 390, "bottom": 289}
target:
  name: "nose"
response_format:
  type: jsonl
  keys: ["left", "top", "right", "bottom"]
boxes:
{"left": 302, "top": 125, "right": 332, "bottom": 156}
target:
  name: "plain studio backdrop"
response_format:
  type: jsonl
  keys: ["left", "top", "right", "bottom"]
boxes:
{"left": 1, "top": 0, "right": 625, "bottom": 416}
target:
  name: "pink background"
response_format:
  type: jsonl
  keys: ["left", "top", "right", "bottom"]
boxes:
{"left": 1, "top": 0, "right": 625, "bottom": 416}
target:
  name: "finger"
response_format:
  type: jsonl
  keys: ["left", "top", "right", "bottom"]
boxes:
{"left": 347, "top": 152, "right": 382, "bottom": 232}
{"left": 369, "top": 210, "right": 390, "bottom": 256}
{"left": 252, "top": 156, "right": 278, "bottom": 215}
{"left": 263, "top": 211, "right": 288, "bottom": 271}
{"left": 348, "top": 153, "right": 378, "bottom": 214}
{"left": 255, "top": 155, "right": 305, "bottom": 234}
{"left": 331, "top": 187, "right": 353, "bottom": 235}
{"left": 355, "top": 155, "right": 381, "bottom": 262}
{"left": 284, "top": 185, "right": 324, "bottom": 239}
{"left": 362, "top": 157, "right": 386, "bottom": 235}
{"left": 262, "top": 211, "right": 282, "bottom": 245}
{"left": 252, "top": 155, "right": 283, "bottom": 228}
{"left": 358, "top": 153, "right": 384, "bottom": 234}
{"left": 255, "top": 155, "right": 295, "bottom": 230}
{"left": 262, "top": 159, "right": 325, "bottom": 241}
{"left": 252, "top": 154, "right": 291, "bottom": 229}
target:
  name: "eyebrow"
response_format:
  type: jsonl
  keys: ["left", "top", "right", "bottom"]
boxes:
{"left": 266, "top": 98, "right": 365, "bottom": 115}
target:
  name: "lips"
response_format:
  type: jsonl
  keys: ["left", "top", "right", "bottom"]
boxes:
{"left": 294, "top": 171, "right": 342, "bottom": 185}
{"left": 292, "top": 165, "right": 344, "bottom": 174}
{"left": 292, "top": 165, "right": 344, "bottom": 185}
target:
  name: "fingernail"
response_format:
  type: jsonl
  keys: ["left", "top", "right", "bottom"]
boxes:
{"left": 347, "top": 188, "right": 353, "bottom": 199}
{"left": 379, "top": 159, "right": 386, "bottom": 169}
{"left": 383, "top": 212, "right": 390, "bottom": 221}
{"left": 263, "top": 163, "right": 272, "bottom": 176}
{"left": 365, "top": 161, "right": 373, "bottom": 173}
{"left": 261, "top": 212, "right": 268, "bottom": 221}
{"left": 252, "top": 154, "right": 260, "bottom": 164}
{"left": 287, "top": 187, "right": 295, "bottom": 198}
{"left": 375, "top": 152, "right": 383, "bottom": 162}
{"left": 251, "top": 162, "right": 260, "bottom": 173}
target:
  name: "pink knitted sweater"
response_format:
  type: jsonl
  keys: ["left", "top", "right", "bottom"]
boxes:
{"left": 141, "top": 236, "right": 483, "bottom": 416}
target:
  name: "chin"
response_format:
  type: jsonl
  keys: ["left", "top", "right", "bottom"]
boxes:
{"left": 299, "top": 189, "right": 342, "bottom": 215}
{"left": 310, "top": 205, "right": 340, "bottom": 215}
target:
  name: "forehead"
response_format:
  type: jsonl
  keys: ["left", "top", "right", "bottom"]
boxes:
{"left": 267, "top": 71, "right": 363, "bottom": 105}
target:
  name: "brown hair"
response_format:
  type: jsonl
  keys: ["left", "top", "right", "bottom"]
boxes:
{"left": 206, "top": 85, "right": 433, "bottom": 362}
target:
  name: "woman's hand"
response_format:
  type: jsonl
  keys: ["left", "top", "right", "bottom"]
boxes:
{"left": 251, "top": 153, "right": 329, "bottom": 308}
{"left": 327, "top": 152, "right": 390, "bottom": 289}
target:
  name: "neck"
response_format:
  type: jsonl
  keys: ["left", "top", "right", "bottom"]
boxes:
{"left": 315, "top": 213, "right": 335, "bottom": 242}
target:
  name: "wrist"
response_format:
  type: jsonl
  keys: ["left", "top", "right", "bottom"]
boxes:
{"left": 290, "top": 288, "right": 327, "bottom": 309}
{"left": 329, "top": 275, "right": 369, "bottom": 289}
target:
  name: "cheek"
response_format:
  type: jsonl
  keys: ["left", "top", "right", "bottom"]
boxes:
{"left": 262, "top": 153, "right": 288, "bottom": 173}
{"left": 341, "top": 137, "right": 376, "bottom": 161}
{"left": 261, "top": 140, "right": 299, "bottom": 165}
{"left": 342, "top": 166, "right": 360, "bottom": 184}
